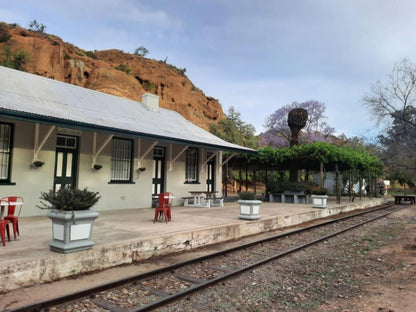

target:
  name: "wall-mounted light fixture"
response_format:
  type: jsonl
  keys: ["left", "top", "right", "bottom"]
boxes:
{"left": 32, "top": 160, "right": 45, "bottom": 168}
{"left": 93, "top": 164, "right": 103, "bottom": 170}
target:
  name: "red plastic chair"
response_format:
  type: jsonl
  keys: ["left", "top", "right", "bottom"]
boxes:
{"left": 1, "top": 196, "right": 24, "bottom": 239}
{"left": 153, "top": 192, "right": 173, "bottom": 223}
{"left": 0, "top": 219, "right": 10, "bottom": 246}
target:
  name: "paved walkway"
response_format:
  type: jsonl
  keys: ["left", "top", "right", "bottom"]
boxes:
{"left": 0, "top": 196, "right": 387, "bottom": 293}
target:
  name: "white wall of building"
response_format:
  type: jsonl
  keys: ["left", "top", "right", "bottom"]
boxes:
{"left": 2, "top": 119, "right": 225, "bottom": 216}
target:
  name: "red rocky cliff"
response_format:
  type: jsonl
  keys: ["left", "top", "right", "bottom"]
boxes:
{"left": 0, "top": 23, "right": 225, "bottom": 130}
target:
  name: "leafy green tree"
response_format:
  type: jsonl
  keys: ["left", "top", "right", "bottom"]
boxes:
{"left": 210, "top": 106, "right": 258, "bottom": 149}
{"left": 134, "top": 46, "right": 149, "bottom": 57}
{"left": 28, "top": 19, "right": 46, "bottom": 33}
{"left": 210, "top": 107, "right": 258, "bottom": 195}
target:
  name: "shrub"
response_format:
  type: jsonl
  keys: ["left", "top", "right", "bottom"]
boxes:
{"left": 143, "top": 80, "right": 157, "bottom": 93}
{"left": 28, "top": 19, "right": 46, "bottom": 33}
{"left": 311, "top": 187, "right": 328, "bottom": 195}
{"left": 133, "top": 46, "right": 149, "bottom": 57}
{"left": 0, "top": 24, "right": 11, "bottom": 42}
{"left": 115, "top": 64, "right": 131, "bottom": 74}
{"left": 0, "top": 46, "right": 29, "bottom": 70}
{"left": 85, "top": 50, "right": 98, "bottom": 59}
{"left": 239, "top": 191, "right": 256, "bottom": 200}
{"left": 38, "top": 185, "right": 101, "bottom": 211}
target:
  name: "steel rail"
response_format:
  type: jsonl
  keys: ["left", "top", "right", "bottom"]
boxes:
{"left": 131, "top": 204, "right": 400, "bottom": 311}
{"left": 9, "top": 203, "right": 397, "bottom": 312}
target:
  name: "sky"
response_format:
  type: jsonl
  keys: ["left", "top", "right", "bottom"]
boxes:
{"left": 2, "top": 0, "right": 416, "bottom": 139}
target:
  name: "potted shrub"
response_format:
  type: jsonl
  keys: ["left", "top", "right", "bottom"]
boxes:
{"left": 310, "top": 187, "right": 329, "bottom": 208}
{"left": 238, "top": 191, "right": 262, "bottom": 220}
{"left": 38, "top": 185, "right": 101, "bottom": 253}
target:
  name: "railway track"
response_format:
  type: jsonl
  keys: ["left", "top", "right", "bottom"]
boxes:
{"left": 10, "top": 203, "right": 400, "bottom": 312}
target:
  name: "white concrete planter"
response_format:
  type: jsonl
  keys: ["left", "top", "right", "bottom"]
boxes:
{"left": 311, "top": 195, "right": 328, "bottom": 208}
{"left": 47, "top": 209, "right": 100, "bottom": 253}
{"left": 238, "top": 200, "right": 262, "bottom": 220}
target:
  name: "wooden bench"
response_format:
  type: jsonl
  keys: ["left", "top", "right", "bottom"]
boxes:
{"left": 394, "top": 195, "right": 416, "bottom": 204}
{"left": 181, "top": 197, "right": 195, "bottom": 206}
{"left": 205, "top": 197, "right": 224, "bottom": 207}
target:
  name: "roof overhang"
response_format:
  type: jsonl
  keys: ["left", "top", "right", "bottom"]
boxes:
{"left": 0, "top": 66, "right": 257, "bottom": 155}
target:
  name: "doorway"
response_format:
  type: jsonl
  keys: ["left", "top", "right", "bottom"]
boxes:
{"left": 54, "top": 134, "right": 79, "bottom": 190}
{"left": 206, "top": 152, "right": 216, "bottom": 192}
{"left": 152, "top": 147, "right": 165, "bottom": 195}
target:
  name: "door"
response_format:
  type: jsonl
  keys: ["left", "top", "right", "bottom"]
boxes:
{"left": 152, "top": 147, "right": 165, "bottom": 195}
{"left": 54, "top": 135, "right": 79, "bottom": 190}
{"left": 206, "top": 153, "right": 216, "bottom": 192}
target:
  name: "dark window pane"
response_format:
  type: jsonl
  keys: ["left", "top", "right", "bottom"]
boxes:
{"left": 111, "top": 138, "right": 133, "bottom": 181}
{"left": 185, "top": 148, "right": 198, "bottom": 182}
{"left": 0, "top": 123, "right": 12, "bottom": 181}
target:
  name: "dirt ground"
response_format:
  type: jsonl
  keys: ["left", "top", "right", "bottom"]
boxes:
{"left": 161, "top": 205, "right": 416, "bottom": 311}
{"left": 328, "top": 205, "right": 416, "bottom": 312}
{"left": 2, "top": 205, "right": 416, "bottom": 311}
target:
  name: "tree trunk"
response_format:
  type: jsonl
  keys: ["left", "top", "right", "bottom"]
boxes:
{"left": 265, "top": 168, "right": 268, "bottom": 197}
{"left": 239, "top": 168, "right": 242, "bottom": 194}
{"left": 245, "top": 162, "right": 248, "bottom": 191}
{"left": 289, "top": 162, "right": 298, "bottom": 182}
{"left": 335, "top": 163, "right": 341, "bottom": 204}
{"left": 368, "top": 171, "right": 372, "bottom": 198}
{"left": 320, "top": 161, "right": 324, "bottom": 187}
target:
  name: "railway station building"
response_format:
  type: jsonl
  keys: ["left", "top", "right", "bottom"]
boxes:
{"left": 0, "top": 66, "right": 255, "bottom": 216}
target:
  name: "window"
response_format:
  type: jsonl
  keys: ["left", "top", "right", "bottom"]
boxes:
{"left": 185, "top": 148, "right": 199, "bottom": 183}
{"left": 0, "top": 123, "right": 13, "bottom": 183}
{"left": 111, "top": 137, "right": 133, "bottom": 182}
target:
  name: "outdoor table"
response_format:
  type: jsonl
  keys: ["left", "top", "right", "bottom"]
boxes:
{"left": 394, "top": 195, "right": 416, "bottom": 204}
{"left": 187, "top": 191, "right": 219, "bottom": 207}
{"left": 188, "top": 191, "right": 206, "bottom": 206}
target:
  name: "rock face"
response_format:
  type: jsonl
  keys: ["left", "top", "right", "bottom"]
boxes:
{"left": 0, "top": 24, "right": 224, "bottom": 130}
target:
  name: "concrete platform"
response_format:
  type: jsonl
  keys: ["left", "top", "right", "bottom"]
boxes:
{"left": 0, "top": 197, "right": 387, "bottom": 293}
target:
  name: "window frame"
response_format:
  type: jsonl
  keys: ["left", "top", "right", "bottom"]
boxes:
{"left": 0, "top": 122, "right": 14, "bottom": 185}
{"left": 109, "top": 137, "right": 134, "bottom": 184}
{"left": 184, "top": 147, "right": 199, "bottom": 184}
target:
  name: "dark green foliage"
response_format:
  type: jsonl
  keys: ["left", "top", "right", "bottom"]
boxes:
{"left": 134, "top": 46, "right": 149, "bottom": 57}
{"left": 210, "top": 106, "right": 259, "bottom": 149}
{"left": 85, "top": 50, "right": 98, "bottom": 59}
{"left": 0, "top": 23, "right": 11, "bottom": 42}
{"left": 38, "top": 185, "right": 101, "bottom": 211}
{"left": 142, "top": 80, "right": 157, "bottom": 93}
{"left": 239, "top": 191, "right": 256, "bottom": 200}
{"left": 0, "top": 46, "right": 29, "bottom": 70}
{"left": 253, "top": 142, "right": 383, "bottom": 173}
{"left": 311, "top": 187, "right": 328, "bottom": 195}
{"left": 115, "top": 64, "right": 131, "bottom": 74}
{"left": 28, "top": 19, "right": 46, "bottom": 33}
{"left": 12, "top": 50, "right": 28, "bottom": 69}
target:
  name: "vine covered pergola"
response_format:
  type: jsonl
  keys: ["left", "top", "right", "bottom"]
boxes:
{"left": 226, "top": 142, "right": 383, "bottom": 203}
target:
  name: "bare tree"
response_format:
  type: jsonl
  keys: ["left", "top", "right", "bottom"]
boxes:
{"left": 364, "top": 58, "right": 416, "bottom": 185}
{"left": 363, "top": 58, "right": 416, "bottom": 128}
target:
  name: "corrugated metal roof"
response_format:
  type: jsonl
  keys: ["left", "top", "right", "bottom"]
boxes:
{"left": 0, "top": 66, "right": 255, "bottom": 153}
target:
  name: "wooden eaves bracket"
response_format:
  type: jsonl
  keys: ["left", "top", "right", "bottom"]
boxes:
{"left": 33, "top": 123, "right": 56, "bottom": 163}
{"left": 137, "top": 139, "right": 159, "bottom": 170}
{"left": 91, "top": 132, "right": 113, "bottom": 168}
{"left": 219, "top": 153, "right": 237, "bottom": 167}
{"left": 200, "top": 150, "right": 220, "bottom": 173}
{"left": 169, "top": 144, "right": 188, "bottom": 171}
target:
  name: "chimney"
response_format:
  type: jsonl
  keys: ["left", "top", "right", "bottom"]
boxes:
{"left": 141, "top": 93, "right": 159, "bottom": 111}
